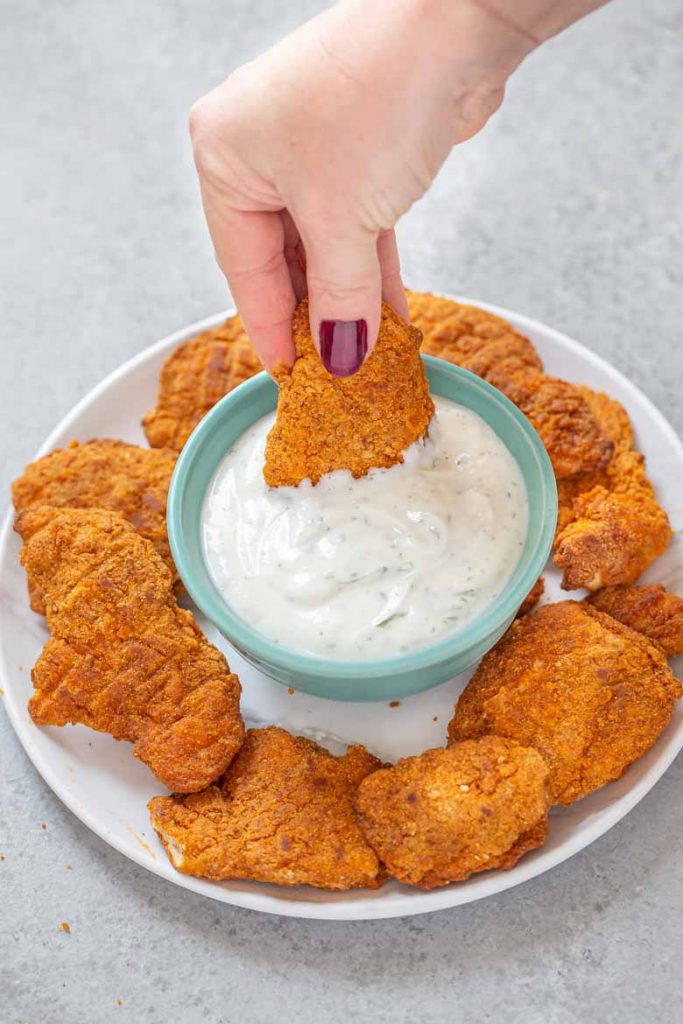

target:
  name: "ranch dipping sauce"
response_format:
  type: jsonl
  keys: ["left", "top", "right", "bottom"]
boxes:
{"left": 202, "top": 396, "right": 528, "bottom": 660}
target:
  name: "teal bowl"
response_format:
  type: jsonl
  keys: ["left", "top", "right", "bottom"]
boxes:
{"left": 167, "top": 356, "right": 557, "bottom": 702}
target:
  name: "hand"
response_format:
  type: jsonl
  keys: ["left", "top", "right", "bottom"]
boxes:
{"left": 190, "top": 0, "right": 607, "bottom": 375}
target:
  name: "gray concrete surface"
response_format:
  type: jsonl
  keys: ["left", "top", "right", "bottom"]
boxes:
{"left": 1, "top": 1, "right": 682, "bottom": 1021}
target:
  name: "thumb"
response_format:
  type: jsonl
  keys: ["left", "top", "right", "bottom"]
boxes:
{"left": 304, "top": 226, "right": 382, "bottom": 378}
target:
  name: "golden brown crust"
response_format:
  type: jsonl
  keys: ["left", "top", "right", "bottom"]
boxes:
{"left": 408, "top": 290, "right": 614, "bottom": 480}
{"left": 17, "top": 507, "right": 244, "bottom": 792}
{"left": 264, "top": 299, "right": 434, "bottom": 487}
{"left": 408, "top": 289, "right": 543, "bottom": 379}
{"left": 555, "top": 387, "right": 669, "bottom": 582}
{"left": 355, "top": 737, "right": 549, "bottom": 889}
{"left": 12, "top": 439, "right": 178, "bottom": 612}
{"left": 554, "top": 482, "right": 671, "bottom": 591}
{"left": 586, "top": 584, "right": 683, "bottom": 658}
{"left": 498, "top": 374, "right": 614, "bottom": 480}
{"left": 553, "top": 387, "right": 671, "bottom": 590}
{"left": 448, "top": 601, "right": 682, "bottom": 805}
{"left": 148, "top": 727, "right": 384, "bottom": 890}
{"left": 517, "top": 577, "right": 545, "bottom": 618}
{"left": 143, "top": 315, "right": 262, "bottom": 452}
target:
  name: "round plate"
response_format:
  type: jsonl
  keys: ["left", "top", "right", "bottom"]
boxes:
{"left": 2, "top": 297, "right": 682, "bottom": 920}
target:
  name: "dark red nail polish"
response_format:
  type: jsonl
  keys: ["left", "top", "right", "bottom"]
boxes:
{"left": 319, "top": 319, "right": 368, "bottom": 378}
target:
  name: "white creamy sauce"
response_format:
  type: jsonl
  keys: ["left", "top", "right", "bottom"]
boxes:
{"left": 202, "top": 396, "right": 528, "bottom": 661}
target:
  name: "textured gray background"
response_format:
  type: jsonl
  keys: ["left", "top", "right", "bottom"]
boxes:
{"left": 1, "top": 1, "right": 682, "bottom": 1021}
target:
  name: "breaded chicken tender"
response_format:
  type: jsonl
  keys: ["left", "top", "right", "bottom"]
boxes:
{"left": 264, "top": 300, "right": 434, "bottom": 487}
{"left": 17, "top": 507, "right": 244, "bottom": 792}
{"left": 149, "top": 727, "right": 384, "bottom": 890}
{"left": 448, "top": 602, "right": 682, "bottom": 805}
{"left": 12, "top": 439, "right": 177, "bottom": 613}
{"left": 407, "top": 289, "right": 543, "bottom": 380}
{"left": 553, "top": 387, "right": 670, "bottom": 590}
{"left": 586, "top": 584, "right": 683, "bottom": 658}
{"left": 407, "top": 290, "right": 614, "bottom": 480}
{"left": 355, "top": 737, "right": 549, "bottom": 889}
{"left": 143, "top": 314, "right": 262, "bottom": 452}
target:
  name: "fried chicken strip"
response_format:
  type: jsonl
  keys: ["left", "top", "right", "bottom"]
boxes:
{"left": 12, "top": 439, "right": 177, "bottom": 613}
{"left": 355, "top": 737, "right": 549, "bottom": 889}
{"left": 17, "top": 507, "right": 244, "bottom": 792}
{"left": 143, "top": 314, "right": 262, "bottom": 452}
{"left": 149, "top": 727, "right": 384, "bottom": 890}
{"left": 264, "top": 299, "right": 434, "bottom": 487}
{"left": 407, "top": 289, "right": 543, "bottom": 379}
{"left": 586, "top": 584, "right": 683, "bottom": 658}
{"left": 554, "top": 387, "right": 671, "bottom": 590}
{"left": 407, "top": 290, "right": 614, "bottom": 480}
{"left": 448, "top": 601, "right": 681, "bottom": 805}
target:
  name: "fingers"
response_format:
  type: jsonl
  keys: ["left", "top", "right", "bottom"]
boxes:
{"left": 198, "top": 188, "right": 296, "bottom": 371}
{"left": 377, "top": 229, "right": 408, "bottom": 321}
{"left": 304, "top": 225, "right": 382, "bottom": 377}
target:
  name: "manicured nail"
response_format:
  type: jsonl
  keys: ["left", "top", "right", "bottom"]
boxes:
{"left": 319, "top": 319, "right": 368, "bottom": 378}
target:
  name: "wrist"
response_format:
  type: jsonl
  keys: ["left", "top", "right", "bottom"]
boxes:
{"left": 391, "top": 0, "right": 536, "bottom": 95}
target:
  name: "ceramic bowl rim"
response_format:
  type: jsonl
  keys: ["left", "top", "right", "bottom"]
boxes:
{"left": 167, "top": 355, "right": 558, "bottom": 682}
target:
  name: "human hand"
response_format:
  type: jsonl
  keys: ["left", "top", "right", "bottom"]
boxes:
{"left": 190, "top": 0, "right": 606, "bottom": 375}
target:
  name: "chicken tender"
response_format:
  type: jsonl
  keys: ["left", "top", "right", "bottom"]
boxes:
{"left": 143, "top": 314, "right": 262, "bottom": 452}
{"left": 149, "top": 727, "right": 384, "bottom": 890}
{"left": 17, "top": 507, "right": 244, "bottom": 793}
{"left": 264, "top": 299, "right": 434, "bottom": 487}
{"left": 586, "top": 584, "right": 683, "bottom": 657}
{"left": 553, "top": 387, "right": 670, "bottom": 590}
{"left": 448, "top": 602, "right": 682, "bottom": 805}
{"left": 407, "top": 289, "right": 543, "bottom": 379}
{"left": 408, "top": 290, "right": 613, "bottom": 480}
{"left": 355, "top": 737, "right": 549, "bottom": 890}
{"left": 12, "top": 439, "right": 177, "bottom": 613}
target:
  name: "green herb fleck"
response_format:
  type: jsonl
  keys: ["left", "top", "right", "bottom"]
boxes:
{"left": 376, "top": 612, "right": 408, "bottom": 629}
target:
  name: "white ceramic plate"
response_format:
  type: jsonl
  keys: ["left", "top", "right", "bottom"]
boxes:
{"left": 2, "top": 298, "right": 682, "bottom": 921}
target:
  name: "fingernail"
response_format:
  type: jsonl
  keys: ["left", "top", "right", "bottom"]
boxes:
{"left": 319, "top": 319, "right": 368, "bottom": 378}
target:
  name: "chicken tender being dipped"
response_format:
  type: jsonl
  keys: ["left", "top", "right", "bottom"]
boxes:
{"left": 264, "top": 299, "right": 434, "bottom": 487}
{"left": 586, "top": 584, "right": 683, "bottom": 658}
{"left": 143, "top": 313, "right": 262, "bottom": 453}
{"left": 355, "top": 737, "right": 549, "bottom": 890}
{"left": 149, "top": 727, "right": 384, "bottom": 890}
{"left": 12, "top": 439, "right": 177, "bottom": 612}
{"left": 448, "top": 601, "right": 682, "bottom": 805}
{"left": 16, "top": 507, "right": 244, "bottom": 793}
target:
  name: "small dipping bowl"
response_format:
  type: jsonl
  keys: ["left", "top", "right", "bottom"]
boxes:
{"left": 167, "top": 356, "right": 557, "bottom": 702}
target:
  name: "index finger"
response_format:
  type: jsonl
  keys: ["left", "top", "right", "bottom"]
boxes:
{"left": 199, "top": 187, "right": 296, "bottom": 371}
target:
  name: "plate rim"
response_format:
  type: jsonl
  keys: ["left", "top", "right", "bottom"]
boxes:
{"left": 2, "top": 293, "right": 682, "bottom": 920}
